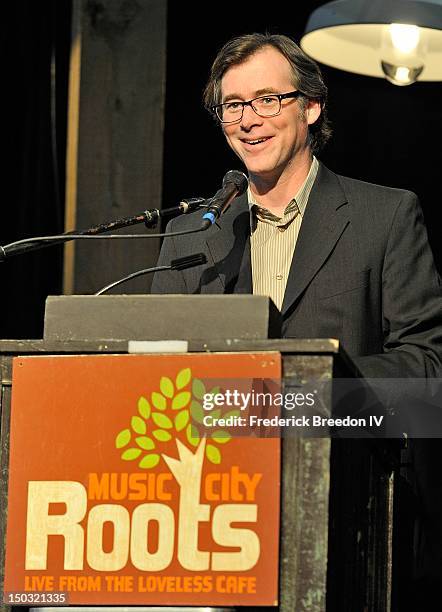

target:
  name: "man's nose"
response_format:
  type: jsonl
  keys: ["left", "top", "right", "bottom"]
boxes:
{"left": 240, "top": 104, "right": 263, "bottom": 129}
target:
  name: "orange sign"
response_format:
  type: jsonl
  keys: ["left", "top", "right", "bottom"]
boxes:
{"left": 4, "top": 353, "right": 281, "bottom": 606}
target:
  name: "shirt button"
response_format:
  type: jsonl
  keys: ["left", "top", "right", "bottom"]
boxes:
{"left": 276, "top": 274, "right": 283, "bottom": 281}
{"left": 277, "top": 226, "right": 285, "bottom": 232}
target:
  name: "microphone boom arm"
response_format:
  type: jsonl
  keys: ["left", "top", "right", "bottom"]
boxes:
{"left": 0, "top": 198, "right": 206, "bottom": 261}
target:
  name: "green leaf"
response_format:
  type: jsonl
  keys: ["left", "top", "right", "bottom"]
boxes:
{"left": 153, "top": 429, "right": 172, "bottom": 442}
{"left": 152, "top": 392, "right": 167, "bottom": 411}
{"left": 175, "top": 410, "right": 189, "bottom": 431}
{"left": 211, "top": 409, "right": 221, "bottom": 420}
{"left": 192, "top": 378, "right": 206, "bottom": 400}
{"left": 115, "top": 428, "right": 131, "bottom": 449}
{"left": 172, "top": 391, "right": 191, "bottom": 410}
{"left": 131, "top": 416, "right": 147, "bottom": 435}
{"left": 209, "top": 386, "right": 221, "bottom": 396}
{"left": 206, "top": 444, "right": 221, "bottom": 464}
{"left": 186, "top": 423, "right": 200, "bottom": 447}
{"left": 190, "top": 399, "right": 205, "bottom": 424}
{"left": 135, "top": 436, "right": 155, "bottom": 450}
{"left": 138, "top": 397, "right": 151, "bottom": 419}
{"left": 121, "top": 448, "right": 142, "bottom": 461}
{"left": 160, "top": 376, "right": 174, "bottom": 398}
{"left": 138, "top": 454, "right": 160, "bottom": 469}
{"left": 176, "top": 367, "right": 191, "bottom": 390}
{"left": 152, "top": 413, "right": 173, "bottom": 429}
{"left": 212, "top": 430, "right": 231, "bottom": 444}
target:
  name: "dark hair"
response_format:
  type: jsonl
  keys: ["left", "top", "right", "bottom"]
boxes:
{"left": 203, "top": 33, "right": 332, "bottom": 154}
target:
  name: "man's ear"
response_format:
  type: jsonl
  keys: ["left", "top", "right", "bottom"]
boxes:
{"left": 306, "top": 99, "right": 322, "bottom": 126}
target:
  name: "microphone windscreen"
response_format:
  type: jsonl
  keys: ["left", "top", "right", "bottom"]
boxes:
{"left": 222, "top": 170, "right": 248, "bottom": 195}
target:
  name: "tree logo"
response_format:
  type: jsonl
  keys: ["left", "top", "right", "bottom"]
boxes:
{"left": 115, "top": 368, "right": 239, "bottom": 474}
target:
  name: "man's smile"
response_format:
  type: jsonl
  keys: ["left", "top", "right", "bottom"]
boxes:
{"left": 240, "top": 136, "right": 273, "bottom": 149}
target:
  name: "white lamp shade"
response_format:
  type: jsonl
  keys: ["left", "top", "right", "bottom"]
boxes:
{"left": 301, "top": 0, "right": 442, "bottom": 81}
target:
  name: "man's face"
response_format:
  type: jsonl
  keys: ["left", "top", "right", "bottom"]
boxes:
{"left": 220, "top": 46, "right": 320, "bottom": 182}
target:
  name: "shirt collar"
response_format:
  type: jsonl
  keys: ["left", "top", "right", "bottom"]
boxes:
{"left": 247, "top": 155, "right": 319, "bottom": 220}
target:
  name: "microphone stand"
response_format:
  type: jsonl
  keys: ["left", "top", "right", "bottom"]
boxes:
{"left": 0, "top": 198, "right": 206, "bottom": 262}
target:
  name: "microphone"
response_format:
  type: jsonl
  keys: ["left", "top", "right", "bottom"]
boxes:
{"left": 95, "top": 253, "right": 207, "bottom": 295}
{"left": 201, "top": 170, "right": 248, "bottom": 229}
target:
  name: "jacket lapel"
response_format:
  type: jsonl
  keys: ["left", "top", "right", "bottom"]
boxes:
{"left": 281, "top": 164, "right": 349, "bottom": 314}
{"left": 201, "top": 164, "right": 349, "bottom": 305}
{"left": 205, "top": 193, "right": 252, "bottom": 294}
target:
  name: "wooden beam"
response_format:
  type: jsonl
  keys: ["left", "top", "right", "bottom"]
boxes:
{"left": 64, "top": 0, "right": 167, "bottom": 295}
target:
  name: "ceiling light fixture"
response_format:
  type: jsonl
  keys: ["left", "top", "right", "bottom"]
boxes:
{"left": 301, "top": 0, "right": 442, "bottom": 86}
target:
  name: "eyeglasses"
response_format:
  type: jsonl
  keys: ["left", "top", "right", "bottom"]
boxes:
{"left": 211, "top": 91, "right": 302, "bottom": 124}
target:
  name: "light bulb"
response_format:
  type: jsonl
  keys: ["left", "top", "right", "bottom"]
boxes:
{"left": 380, "top": 23, "right": 426, "bottom": 86}
{"left": 381, "top": 62, "right": 424, "bottom": 86}
{"left": 390, "top": 24, "right": 420, "bottom": 53}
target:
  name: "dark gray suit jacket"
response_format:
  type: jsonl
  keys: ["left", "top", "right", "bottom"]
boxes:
{"left": 151, "top": 163, "right": 442, "bottom": 378}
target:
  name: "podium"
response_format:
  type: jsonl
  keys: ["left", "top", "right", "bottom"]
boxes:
{"left": 0, "top": 296, "right": 399, "bottom": 612}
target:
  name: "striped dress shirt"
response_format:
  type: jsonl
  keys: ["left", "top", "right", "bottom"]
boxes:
{"left": 249, "top": 156, "right": 319, "bottom": 310}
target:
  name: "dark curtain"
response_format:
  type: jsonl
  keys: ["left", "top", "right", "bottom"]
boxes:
{"left": 2, "top": 1, "right": 71, "bottom": 338}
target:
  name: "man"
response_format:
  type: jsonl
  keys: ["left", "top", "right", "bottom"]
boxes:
{"left": 152, "top": 33, "right": 441, "bottom": 379}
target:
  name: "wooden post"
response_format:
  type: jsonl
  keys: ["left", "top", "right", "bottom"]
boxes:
{"left": 64, "top": 0, "right": 167, "bottom": 295}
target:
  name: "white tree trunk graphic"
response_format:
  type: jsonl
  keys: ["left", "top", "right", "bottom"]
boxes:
{"left": 162, "top": 438, "right": 210, "bottom": 570}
